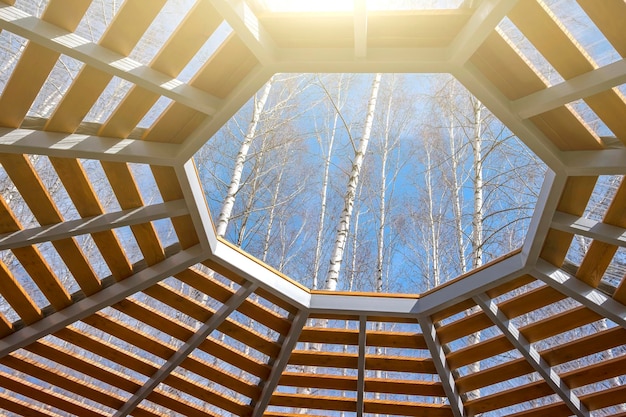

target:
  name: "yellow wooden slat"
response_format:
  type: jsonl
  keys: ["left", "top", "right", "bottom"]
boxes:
{"left": 269, "top": 393, "right": 453, "bottom": 416}
{"left": 44, "top": 1, "right": 167, "bottom": 133}
{"left": 576, "top": 178, "right": 626, "bottom": 287}
{"left": 151, "top": 165, "right": 199, "bottom": 248}
{"left": 368, "top": 10, "right": 472, "bottom": 48}
{"left": 0, "top": 0, "right": 91, "bottom": 128}
{"left": 278, "top": 372, "right": 446, "bottom": 397}
{"left": 175, "top": 268, "right": 291, "bottom": 335}
{"left": 540, "top": 176, "right": 597, "bottom": 266}
{"left": 447, "top": 306, "right": 602, "bottom": 370}
{"left": 0, "top": 370, "right": 107, "bottom": 417}
{"left": 25, "top": 339, "right": 141, "bottom": 393}
{"left": 0, "top": 261, "right": 42, "bottom": 324}
{"left": 142, "top": 282, "right": 281, "bottom": 357}
{"left": 48, "top": 157, "right": 133, "bottom": 281}
{"left": 100, "top": 161, "right": 165, "bottom": 265}
{"left": 509, "top": 0, "right": 626, "bottom": 145}
{"left": 471, "top": 30, "right": 602, "bottom": 150}
{"left": 99, "top": 0, "right": 222, "bottom": 138}
{"left": 112, "top": 297, "right": 272, "bottom": 379}
{"left": 1, "top": 354, "right": 126, "bottom": 409}
{"left": 577, "top": 0, "right": 626, "bottom": 57}
{"left": 467, "top": 354, "right": 626, "bottom": 415}
{"left": 0, "top": 390, "right": 66, "bottom": 417}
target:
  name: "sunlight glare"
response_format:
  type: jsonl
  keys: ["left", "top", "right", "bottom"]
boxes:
{"left": 260, "top": 0, "right": 354, "bottom": 12}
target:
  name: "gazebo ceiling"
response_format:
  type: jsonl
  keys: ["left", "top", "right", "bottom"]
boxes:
{"left": 0, "top": 0, "right": 625, "bottom": 416}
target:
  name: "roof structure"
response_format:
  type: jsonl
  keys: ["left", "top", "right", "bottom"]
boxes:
{"left": 0, "top": 0, "right": 625, "bottom": 416}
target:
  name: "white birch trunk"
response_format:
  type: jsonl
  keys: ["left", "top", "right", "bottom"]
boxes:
{"left": 216, "top": 79, "right": 273, "bottom": 238}
{"left": 467, "top": 97, "right": 484, "bottom": 400}
{"left": 313, "top": 107, "right": 339, "bottom": 289}
{"left": 325, "top": 73, "right": 382, "bottom": 291}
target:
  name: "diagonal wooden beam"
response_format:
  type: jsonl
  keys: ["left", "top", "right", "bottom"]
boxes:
{"left": 418, "top": 316, "right": 465, "bottom": 417}
{"left": 512, "top": 58, "right": 626, "bottom": 119}
{"left": 356, "top": 316, "right": 366, "bottom": 417}
{"left": 0, "top": 128, "right": 180, "bottom": 165}
{"left": 251, "top": 309, "right": 308, "bottom": 417}
{"left": 532, "top": 259, "right": 626, "bottom": 330}
{"left": 551, "top": 211, "right": 626, "bottom": 248}
{"left": 0, "top": 245, "right": 207, "bottom": 358}
{"left": 474, "top": 293, "right": 589, "bottom": 417}
{"left": 114, "top": 281, "right": 258, "bottom": 417}
{"left": 449, "top": 0, "right": 519, "bottom": 66}
{"left": 209, "top": 0, "right": 276, "bottom": 65}
{"left": 0, "top": 200, "right": 187, "bottom": 250}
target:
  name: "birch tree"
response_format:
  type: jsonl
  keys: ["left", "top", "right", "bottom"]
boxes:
{"left": 325, "top": 73, "right": 382, "bottom": 291}
{"left": 215, "top": 78, "right": 273, "bottom": 238}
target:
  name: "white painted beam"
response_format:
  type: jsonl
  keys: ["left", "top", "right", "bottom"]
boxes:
{"left": 115, "top": 281, "right": 258, "bottom": 417}
{"left": 209, "top": 0, "right": 276, "bottom": 65}
{"left": 353, "top": 0, "right": 367, "bottom": 59}
{"left": 211, "top": 240, "right": 311, "bottom": 310}
{"left": 453, "top": 63, "right": 565, "bottom": 173}
{"left": 310, "top": 293, "right": 419, "bottom": 318}
{"left": 521, "top": 169, "right": 568, "bottom": 265}
{"left": 512, "top": 58, "right": 626, "bottom": 119}
{"left": 356, "top": 316, "right": 366, "bottom": 417}
{"left": 416, "top": 252, "right": 527, "bottom": 316}
{"left": 418, "top": 316, "right": 465, "bottom": 417}
{"left": 551, "top": 211, "right": 626, "bottom": 248}
{"left": 0, "top": 128, "right": 179, "bottom": 166}
{"left": 176, "top": 65, "right": 273, "bottom": 162}
{"left": 251, "top": 310, "right": 308, "bottom": 417}
{"left": 562, "top": 148, "right": 626, "bottom": 176}
{"left": 0, "top": 200, "right": 188, "bottom": 250}
{"left": 0, "top": 245, "right": 207, "bottom": 358}
{"left": 449, "top": 0, "right": 518, "bottom": 66}
{"left": 0, "top": 5, "right": 222, "bottom": 116}
{"left": 474, "top": 293, "right": 590, "bottom": 417}
{"left": 276, "top": 47, "right": 450, "bottom": 74}
{"left": 175, "top": 161, "right": 218, "bottom": 253}
{"left": 532, "top": 260, "right": 626, "bottom": 330}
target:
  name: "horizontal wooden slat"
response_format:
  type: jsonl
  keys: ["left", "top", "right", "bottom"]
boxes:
{"left": 278, "top": 372, "right": 445, "bottom": 397}
{"left": 269, "top": 393, "right": 452, "bottom": 416}
{"left": 288, "top": 350, "right": 436, "bottom": 373}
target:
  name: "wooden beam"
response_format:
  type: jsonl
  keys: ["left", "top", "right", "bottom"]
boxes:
{"left": 114, "top": 281, "right": 257, "bottom": 417}
{"left": 251, "top": 310, "right": 307, "bottom": 417}
{"left": 0, "top": 244, "right": 206, "bottom": 358}
{"left": 0, "top": 4, "right": 223, "bottom": 116}
{"left": 419, "top": 316, "right": 465, "bottom": 417}
{"left": 474, "top": 293, "right": 589, "bottom": 417}
{"left": 0, "top": 200, "right": 187, "bottom": 250}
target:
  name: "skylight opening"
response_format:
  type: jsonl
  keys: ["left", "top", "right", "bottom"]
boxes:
{"left": 128, "top": 0, "right": 196, "bottom": 66}
{"left": 177, "top": 20, "right": 233, "bottom": 84}
{"left": 567, "top": 98, "right": 613, "bottom": 139}
{"left": 601, "top": 246, "right": 626, "bottom": 292}
{"left": 497, "top": 17, "right": 564, "bottom": 87}
{"left": 137, "top": 96, "right": 173, "bottom": 129}
{"left": 30, "top": 156, "right": 81, "bottom": 222}
{"left": 128, "top": 162, "right": 163, "bottom": 205}
{"left": 83, "top": 76, "right": 134, "bottom": 124}
{"left": 544, "top": 0, "right": 621, "bottom": 68}
{"left": 12, "top": 0, "right": 49, "bottom": 17}
{"left": 198, "top": 73, "right": 544, "bottom": 294}
{"left": 0, "top": 32, "right": 28, "bottom": 97}
{"left": 74, "top": 0, "right": 122, "bottom": 44}
{"left": 583, "top": 175, "right": 623, "bottom": 221}
{"left": 27, "top": 54, "right": 84, "bottom": 120}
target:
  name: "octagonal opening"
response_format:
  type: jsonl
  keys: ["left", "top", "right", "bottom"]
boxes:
{"left": 195, "top": 73, "right": 547, "bottom": 294}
